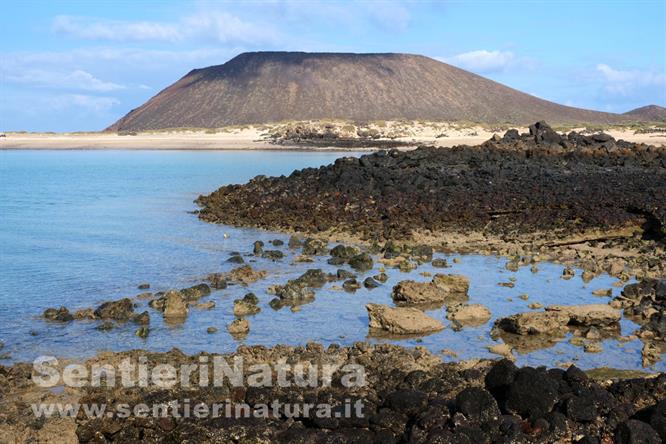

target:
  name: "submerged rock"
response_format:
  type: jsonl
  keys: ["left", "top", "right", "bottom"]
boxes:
{"left": 392, "top": 274, "right": 469, "bottom": 305}
{"left": 545, "top": 304, "right": 621, "bottom": 328}
{"left": 392, "top": 280, "right": 450, "bottom": 305}
{"left": 73, "top": 308, "right": 96, "bottom": 320}
{"left": 224, "top": 265, "right": 267, "bottom": 285}
{"left": 94, "top": 298, "right": 135, "bottom": 321}
{"left": 330, "top": 244, "right": 361, "bottom": 259}
{"left": 348, "top": 252, "right": 374, "bottom": 272}
{"left": 287, "top": 235, "right": 303, "bottom": 249}
{"left": 302, "top": 238, "right": 327, "bottom": 255}
{"left": 232, "top": 301, "right": 258, "bottom": 316}
{"left": 446, "top": 304, "right": 492, "bottom": 326}
{"left": 163, "top": 291, "right": 188, "bottom": 319}
{"left": 226, "top": 254, "right": 245, "bottom": 264}
{"left": 43, "top": 307, "right": 73, "bottom": 322}
{"left": 495, "top": 311, "right": 570, "bottom": 336}
{"left": 366, "top": 303, "right": 444, "bottom": 335}
{"left": 431, "top": 258, "right": 449, "bottom": 268}
{"left": 206, "top": 273, "right": 228, "bottom": 289}
{"left": 432, "top": 273, "right": 470, "bottom": 294}
{"left": 227, "top": 318, "right": 249, "bottom": 336}
{"left": 342, "top": 279, "right": 361, "bottom": 292}
{"left": 135, "top": 326, "right": 150, "bottom": 339}
{"left": 179, "top": 283, "right": 211, "bottom": 301}
{"left": 261, "top": 250, "right": 284, "bottom": 260}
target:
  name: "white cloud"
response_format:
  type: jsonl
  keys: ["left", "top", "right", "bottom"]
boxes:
{"left": 440, "top": 50, "right": 518, "bottom": 74}
{"left": 51, "top": 94, "right": 120, "bottom": 112}
{"left": 53, "top": 15, "right": 182, "bottom": 42}
{"left": 596, "top": 63, "right": 666, "bottom": 96}
{"left": 52, "top": 12, "right": 279, "bottom": 45}
{"left": 6, "top": 69, "right": 125, "bottom": 92}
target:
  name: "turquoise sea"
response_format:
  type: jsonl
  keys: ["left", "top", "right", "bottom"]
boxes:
{"left": 0, "top": 150, "right": 659, "bottom": 372}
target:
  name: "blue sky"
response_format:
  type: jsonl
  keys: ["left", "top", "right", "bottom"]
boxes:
{"left": 2, "top": 0, "right": 665, "bottom": 131}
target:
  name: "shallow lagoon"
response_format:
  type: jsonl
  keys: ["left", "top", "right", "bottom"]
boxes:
{"left": 0, "top": 150, "right": 659, "bottom": 372}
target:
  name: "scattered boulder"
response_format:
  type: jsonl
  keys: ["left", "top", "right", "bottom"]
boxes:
{"left": 336, "top": 269, "right": 356, "bottom": 280}
{"left": 615, "top": 419, "right": 662, "bottom": 444}
{"left": 261, "top": 250, "right": 284, "bottom": 260}
{"left": 446, "top": 304, "right": 491, "bottom": 326}
{"left": 73, "top": 308, "right": 96, "bottom": 320}
{"left": 392, "top": 280, "right": 450, "bottom": 305}
{"left": 133, "top": 311, "right": 150, "bottom": 325}
{"left": 374, "top": 272, "right": 389, "bottom": 283}
{"left": 207, "top": 273, "right": 228, "bottom": 289}
{"left": 504, "top": 367, "right": 559, "bottom": 419}
{"left": 180, "top": 283, "right": 211, "bottom": 301}
{"left": 432, "top": 274, "right": 470, "bottom": 294}
{"left": 431, "top": 258, "right": 449, "bottom": 268}
{"left": 343, "top": 279, "right": 361, "bottom": 292}
{"left": 227, "top": 254, "right": 245, "bottom": 264}
{"left": 363, "top": 277, "right": 380, "bottom": 289}
{"left": 409, "top": 245, "right": 433, "bottom": 261}
{"left": 562, "top": 267, "right": 575, "bottom": 280}
{"left": 455, "top": 387, "right": 501, "bottom": 423}
{"left": 94, "top": 298, "right": 135, "bottom": 321}
{"left": 348, "top": 253, "right": 374, "bottom": 272}
{"left": 287, "top": 235, "right": 303, "bottom": 249}
{"left": 233, "top": 294, "right": 261, "bottom": 316}
{"left": 137, "top": 283, "right": 150, "bottom": 290}
{"left": 228, "top": 319, "right": 249, "bottom": 336}
{"left": 545, "top": 304, "right": 621, "bottom": 327}
{"left": 135, "top": 327, "right": 150, "bottom": 339}
{"left": 366, "top": 303, "right": 444, "bottom": 335}
{"left": 207, "top": 327, "right": 218, "bottom": 334}
{"left": 302, "top": 238, "right": 327, "bottom": 255}
{"left": 253, "top": 240, "right": 264, "bottom": 255}
{"left": 163, "top": 291, "right": 188, "bottom": 319}
{"left": 495, "top": 311, "right": 570, "bottom": 335}
{"left": 392, "top": 274, "right": 469, "bottom": 305}
{"left": 330, "top": 244, "right": 361, "bottom": 259}
{"left": 43, "top": 307, "right": 73, "bottom": 322}
{"left": 592, "top": 288, "right": 612, "bottom": 297}
{"left": 224, "top": 265, "right": 267, "bottom": 285}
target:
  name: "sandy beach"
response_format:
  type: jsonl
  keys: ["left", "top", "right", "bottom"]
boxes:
{"left": 3, "top": 122, "right": 665, "bottom": 150}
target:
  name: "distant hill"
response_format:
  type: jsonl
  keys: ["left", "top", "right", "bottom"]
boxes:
{"left": 623, "top": 105, "right": 666, "bottom": 122}
{"left": 109, "top": 52, "right": 632, "bottom": 131}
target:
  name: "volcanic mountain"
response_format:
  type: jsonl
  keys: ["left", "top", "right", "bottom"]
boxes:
{"left": 109, "top": 52, "right": 631, "bottom": 131}
{"left": 623, "top": 105, "right": 666, "bottom": 122}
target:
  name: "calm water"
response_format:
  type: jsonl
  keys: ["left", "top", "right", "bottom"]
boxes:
{"left": 0, "top": 150, "right": 660, "bottom": 372}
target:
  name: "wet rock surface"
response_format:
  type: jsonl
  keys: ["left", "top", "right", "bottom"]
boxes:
{"left": 1, "top": 344, "right": 664, "bottom": 443}
{"left": 366, "top": 303, "right": 444, "bottom": 335}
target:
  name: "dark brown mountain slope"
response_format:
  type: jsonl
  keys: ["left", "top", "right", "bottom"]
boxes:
{"left": 109, "top": 52, "right": 631, "bottom": 131}
{"left": 624, "top": 105, "right": 666, "bottom": 121}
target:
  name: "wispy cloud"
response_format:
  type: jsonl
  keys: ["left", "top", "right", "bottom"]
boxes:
{"left": 53, "top": 15, "right": 181, "bottom": 42}
{"left": 596, "top": 63, "right": 666, "bottom": 96}
{"left": 6, "top": 69, "right": 125, "bottom": 92}
{"left": 47, "top": 94, "right": 121, "bottom": 112}
{"left": 52, "top": 12, "right": 279, "bottom": 45}
{"left": 439, "top": 50, "right": 530, "bottom": 74}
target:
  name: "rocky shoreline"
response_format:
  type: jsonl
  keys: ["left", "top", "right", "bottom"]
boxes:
{"left": 3, "top": 122, "right": 665, "bottom": 442}
{"left": 2, "top": 343, "right": 665, "bottom": 443}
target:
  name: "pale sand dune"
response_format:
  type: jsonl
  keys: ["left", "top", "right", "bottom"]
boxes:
{"left": 2, "top": 122, "right": 664, "bottom": 150}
